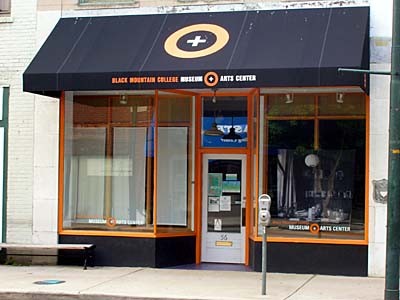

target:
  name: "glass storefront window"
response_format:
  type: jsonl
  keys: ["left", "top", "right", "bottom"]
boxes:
{"left": 267, "top": 94, "right": 314, "bottom": 116}
{"left": 156, "top": 94, "right": 194, "bottom": 232}
{"left": 63, "top": 95, "right": 155, "bottom": 231}
{"left": 319, "top": 120, "right": 366, "bottom": 235}
{"left": 63, "top": 93, "right": 195, "bottom": 233}
{"left": 202, "top": 96, "right": 247, "bottom": 148}
{"left": 260, "top": 93, "right": 366, "bottom": 240}
{"left": 318, "top": 93, "right": 366, "bottom": 116}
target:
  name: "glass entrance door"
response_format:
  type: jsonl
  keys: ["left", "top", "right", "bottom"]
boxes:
{"left": 201, "top": 154, "right": 246, "bottom": 263}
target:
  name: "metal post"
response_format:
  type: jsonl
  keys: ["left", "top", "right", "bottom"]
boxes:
{"left": 385, "top": 0, "right": 400, "bottom": 298}
{"left": 261, "top": 225, "right": 267, "bottom": 296}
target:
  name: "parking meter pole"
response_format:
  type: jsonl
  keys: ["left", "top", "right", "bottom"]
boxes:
{"left": 258, "top": 194, "right": 271, "bottom": 296}
{"left": 261, "top": 225, "right": 267, "bottom": 296}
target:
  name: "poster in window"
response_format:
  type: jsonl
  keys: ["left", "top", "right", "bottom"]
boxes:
{"left": 214, "top": 219, "right": 222, "bottom": 231}
{"left": 208, "top": 197, "right": 220, "bottom": 212}
{"left": 208, "top": 173, "right": 223, "bottom": 196}
{"left": 219, "top": 196, "right": 231, "bottom": 211}
{"left": 226, "top": 173, "right": 237, "bottom": 181}
{"left": 222, "top": 181, "right": 240, "bottom": 193}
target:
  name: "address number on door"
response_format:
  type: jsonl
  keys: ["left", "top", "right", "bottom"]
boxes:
{"left": 220, "top": 234, "right": 228, "bottom": 240}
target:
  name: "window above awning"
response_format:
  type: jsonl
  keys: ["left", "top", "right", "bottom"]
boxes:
{"left": 23, "top": 6, "right": 369, "bottom": 97}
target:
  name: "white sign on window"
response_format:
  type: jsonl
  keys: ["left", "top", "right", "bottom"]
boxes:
{"left": 86, "top": 157, "right": 133, "bottom": 176}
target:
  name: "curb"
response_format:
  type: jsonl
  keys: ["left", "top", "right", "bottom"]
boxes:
{"left": 0, "top": 293, "right": 204, "bottom": 300}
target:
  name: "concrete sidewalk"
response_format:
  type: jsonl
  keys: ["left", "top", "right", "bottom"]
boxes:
{"left": 0, "top": 265, "right": 385, "bottom": 300}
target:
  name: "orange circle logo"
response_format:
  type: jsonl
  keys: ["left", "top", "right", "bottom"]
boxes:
{"left": 310, "top": 223, "right": 320, "bottom": 234}
{"left": 164, "top": 24, "right": 229, "bottom": 59}
{"left": 204, "top": 71, "right": 219, "bottom": 87}
{"left": 106, "top": 217, "right": 117, "bottom": 228}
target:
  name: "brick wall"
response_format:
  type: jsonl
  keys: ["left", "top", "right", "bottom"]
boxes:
{"left": 0, "top": 0, "right": 37, "bottom": 243}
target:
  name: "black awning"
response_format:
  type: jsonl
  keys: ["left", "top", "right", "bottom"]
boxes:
{"left": 23, "top": 6, "right": 369, "bottom": 96}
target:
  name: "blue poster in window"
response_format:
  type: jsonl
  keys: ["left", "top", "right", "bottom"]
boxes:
{"left": 202, "top": 116, "right": 247, "bottom": 148}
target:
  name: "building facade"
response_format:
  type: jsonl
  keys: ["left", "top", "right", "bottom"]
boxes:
{"left": 1, "top": 0, "right": 393, "bottom": 277}
{"left": 0, "top": 0, "right": 37, "bottom": 246}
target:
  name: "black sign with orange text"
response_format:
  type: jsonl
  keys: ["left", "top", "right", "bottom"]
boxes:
{"left": 24, "top": 7, "right": 369, "bottom": 96}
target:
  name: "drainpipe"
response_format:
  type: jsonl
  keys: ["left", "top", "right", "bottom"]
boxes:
{"left": 385, "top": 0, "right": 400, "bottom": 298}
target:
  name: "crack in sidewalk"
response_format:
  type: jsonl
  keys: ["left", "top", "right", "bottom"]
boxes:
{"left": 282, "top": 274, "right": 317, "bottom": 300}
{"left": 78, "top": 268, "right": 145, "bottom": 294}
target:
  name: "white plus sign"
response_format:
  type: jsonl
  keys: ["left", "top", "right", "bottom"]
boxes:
{"left": 187, "top": 35, "right": 207, "bottom": 47}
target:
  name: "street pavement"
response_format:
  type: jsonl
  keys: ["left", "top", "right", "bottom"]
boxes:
{"left": 0, "top": 265, "right": 385, "bottom": 300}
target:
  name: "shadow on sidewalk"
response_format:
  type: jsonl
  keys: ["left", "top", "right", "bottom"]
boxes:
{"left": 166, "top": 263, "right": 253, "bottom": 272}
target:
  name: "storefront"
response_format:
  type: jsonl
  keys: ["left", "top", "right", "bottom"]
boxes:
{"left": 23, "top": 6, "right": 370, "bottom": 275}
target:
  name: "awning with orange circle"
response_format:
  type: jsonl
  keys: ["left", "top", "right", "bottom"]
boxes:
{"left": 23, "top": 6, "right": 369, "bottom": 97}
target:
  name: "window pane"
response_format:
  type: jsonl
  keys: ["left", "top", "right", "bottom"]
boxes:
{"left": 202, "top": 96, "right": 247, "bottom": 148}
{"left": 73, "top": 97, "right": 108, "bottom": 124}
{"left": 207, "top": 159, "right": 242, "bottom": 233}
{"left": 264, "top": 120, "right": 315, "bottom": 236}
{"left": 262, "top": 117, "right": 366, "bottom": 240}
{"left": 112, "top": 127, "right": 147, "bottom": 226}
{"left": 158, "top": 97, "right": 191, "bottom": 123}
{"left": 111, "top": 95, "right": 153, "bottom": 124}
{"left": 156, "top": 95, "right": 193, "bottom": 231}
{"left": 63, "top": 95, "right": 154, "bottom": 232}
{"left": 266, "top": 94, "right": 314, "bottom": 116}
{"left": 319, "top": 120, "right": 366, "bottom": 237}
{"left": 318, "top": 93, "right": 365, "bottom": 116}
{"left": 157, "top": 127, "right": 188, "bottom": 226}
{"left": 63, "top": 127, "right": 106, "bottom": 227}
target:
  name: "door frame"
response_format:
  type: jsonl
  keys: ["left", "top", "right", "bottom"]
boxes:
{"left": 201, "top": 153, "right": 247, "bottom": 263}
{"left": 194, "top": 89, "right": 258, "bottom": 265}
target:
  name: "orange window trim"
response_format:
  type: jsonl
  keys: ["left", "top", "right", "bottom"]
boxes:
{"left": 195, "top": 95, "right": 203, "bottom": 264}
{"left": 364, "top": 94, "right": 370, "bottom": 244}
{"left": 59, "top": 229, "right": 196, "bottom": 239}
{"left": 153, "top": 90, "right": 159, "bottom": 234}
{"left": 250, "top": 235, "right": 368, "bottom": 245}
{"left": 57, "top": 92, "right": 65, "bottom": 234}
{"left": 58, "top": 89, "right": 369, "bottom": 251}
{"left": 259, "top": 92, "right": 369, "bottom": 246}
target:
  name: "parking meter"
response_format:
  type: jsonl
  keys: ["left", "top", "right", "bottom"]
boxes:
{"left": 258, "top": 194, "right": 271, "bottom": 296}
{"left": 258, "top": 194, "right": 271, "bottom": 227}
